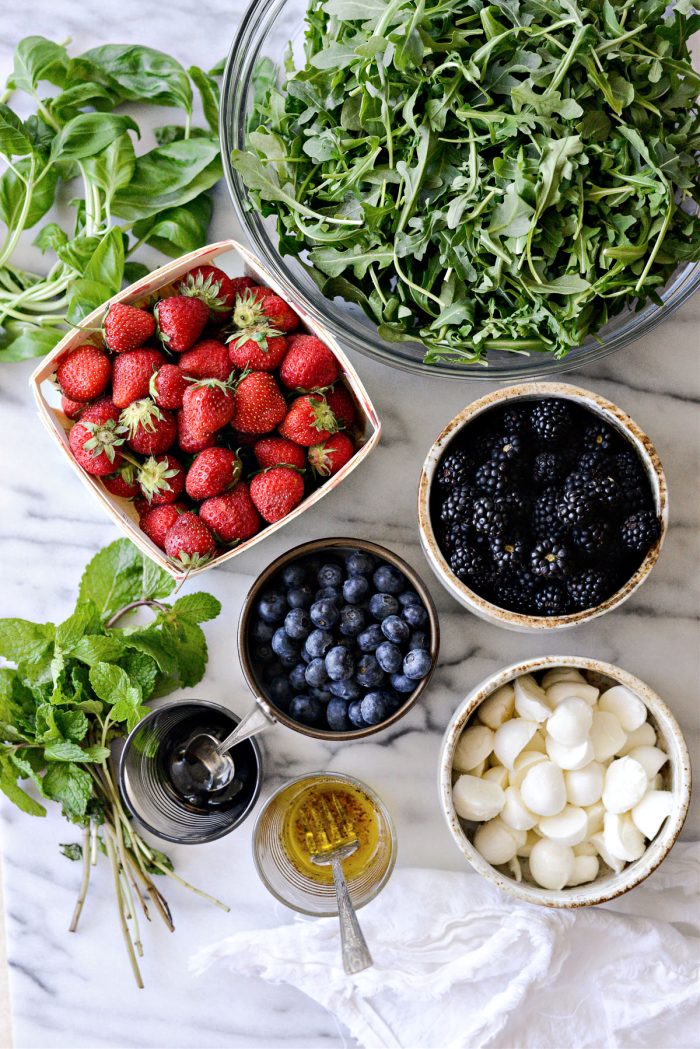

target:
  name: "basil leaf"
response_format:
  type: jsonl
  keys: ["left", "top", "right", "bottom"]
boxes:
{"left": 0, "top": 104, "right": 33, "bottom": 157}
{"left": 189, "top": 65, "right": 220, "bottom": 133}
{"left": 0, "top": 156, "right": 58, "bottom": 230}
{"left": 131, "top": 193, "right": 213, "bottom": 257}
{"left": 79, "top": 44, "right": 193, "bottom": 114}
{"left": 111, "top": 138, "right": 221, "bottom": 222}
{"left": 8, "top": 36, "right": 68, "bottom": 92}
{"left": 0, "top": 326, "right": 62, "bottom": 362}
{"left": 81, "top": 134, "right": 136, "bottom": 206}
{"left": 49, "top": 113, "right": 139, "bottom": 164}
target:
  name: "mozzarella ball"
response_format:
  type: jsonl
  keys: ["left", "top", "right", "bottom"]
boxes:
{"left": 590, "top": 831, "right": 625, "bottom": 874}
{"left": 617, "top": 721, "right": 657, "bottom": 756}
{"left": 632, "top": 790, "right": 673, "bottom": 840}
{"left": 494, "top": 718, "right": 537, "bottom": 769}
{"left": 565, "top": 761, "right": 604, "bottom": 807}
{"left": 483, "top": 765, "right": 509, "bottom": 790}
{"left": 602, "top": 757, "right": 649, "bottom": 813}
{"left": 453, "top": 725, "right": 494, "bottom": 772}
{"left": 501, "top": 786, "right": 538, "bottom": 831}
{"left": 520, "top": 761, "right": 566, "bottom": 817}
{"left": 529, "top": 839, "right": 575, "bottom": 890}
{"left": 514, "top": 675, "right": 551, "bottom": 722}
{"left": 604, "top": 812, "right": 646, "bottom": 862}
{"left": 473, "top": 818, "right": 519, "bottom": 865}
{"left": 453, "top": 775, "right": 505, "bottom": 822}
{"left": 477, "top": 685, "right": 515, "bottom": 730}
{"left": 547, "top": 697, "right": 593, "bottom": 746}
{"left": 590, "top": 709, "right": 627, "bottom": 762}
{"left": 627, "top": 745, "right": 668, "bottom": 780}
{"left": 546, "top": 735, "right": 595, "bottom": 771}
{"left": 538, "top": 805, "right": 588, "bottom": 847}
{"left": 599, "top": 685, "right": 646, "bottom": 732}
{"left": 516, "top": 830, "right": 540, "bottom": 858}
{"left": 567, "top": 854, "right": 600, "bottom": 886}
{"left": 546, "top": 681, "right": 600, "bottom": 707}
{"left": 541, "top": 667, "right": 587, "bottom": 689}
{"left": 586, "top": 801, "right": 605, "bottom": 837}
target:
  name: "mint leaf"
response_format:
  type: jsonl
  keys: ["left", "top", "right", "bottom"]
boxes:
{"left": 141, "top": 558, "right": 176, "bottom": 602}
{"left": 44, "top": 740, "right": 90, "bottom": 762}
{"left": 56, "top": 600, "right": 102, "bottom": 652}
{"left": 89, "top": 662, "right": 141, "bottom": 706}
{"left": 59, "top": 842, "right": 83, "bottom": 861}
{"left": 0, "top": 752, "right": 46, "bottom": 817}
{"left": 163, "top": 619, "right": 208, "bottom": 687}
{"left": 122, "top": 627, "right": 178, "bottom": 674}
{"left": 0, "top": 619, "right": 54, "bottom": 664}
{"left": 54, "top": 709, "right": 89, "bottom": 741}
{"left": 78, "top": 539, "right": 144, "bottom": 620}
{"left": 42, "top": 762, "right": 92, "bottom": 821}
{"left": 72, "top": 634, "right": 125, "bottom": 666}
{"left": 119, "top": 649, "right": 158, "bottom": 699}
{"left": 171, "top": 593, "right": 222, "bottom": 624}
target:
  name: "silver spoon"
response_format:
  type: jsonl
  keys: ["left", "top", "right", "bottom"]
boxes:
{"left": 169, "top": 706, "right": 270, "bottom": 800}
{"left": 310, "top": 838, "right": 373, "bottom": 975}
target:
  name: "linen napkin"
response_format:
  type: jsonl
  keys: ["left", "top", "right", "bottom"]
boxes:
{"left": 191, "top": 843, "right": 700, "bottom": 1049}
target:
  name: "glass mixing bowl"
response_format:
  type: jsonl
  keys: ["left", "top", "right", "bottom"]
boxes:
{"left": 220, "top": 0, "right": 700, "bottom": 380}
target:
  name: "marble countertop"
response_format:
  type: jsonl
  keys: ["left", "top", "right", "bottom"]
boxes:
{"left": 1, "top": 4, "right": 699, "bottom": 1047}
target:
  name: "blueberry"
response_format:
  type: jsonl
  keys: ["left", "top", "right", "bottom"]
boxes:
{"left": 257, "top": 590, "right": 287, "bottom": 623}
{"left": 316, "top": 586, "right": 341, "bottom": 602}
{"left": 251, "top": 618, "right": 275, "bottom": 642}
{"left": 318, "top": 563, "right": 344, "bottom": 588}
{"left": 305, "top": 628, "right": 333, "bottom": 659}
{"left": 300, "top": 644, "right": 312, "bottom": 664}
{"left": 255, "top": 642, "right": 273, "bottom": 663}
{"left": 398, "top": 590, "right": 421, "bottom": 607}
{"left": 409, "top": 630, "right": 430, "bottom": 651}
{"left": 343, "top": 576, "right": 369, "bottom": 605}
{"left": 390, "top": 673, "right": 416, "bottom": 693}
{"left": 271, "top": 628, "right": 299, "bottom": 661}
{"left": 289, "top": 663, "right": 308, "bottom": 691}
{"left": 281, "top": 562, "right": 307, "bottom": 588}
{"left": 284, "top": 607, "right": 311, "bottom": 640}
{"left": 381, "top": 615, "right": 410, "bottom": 644}
{"left": 346, "top": 550, "right": 375, "bottom": 577}
{"left": 325, "top": 645, "right": 355, "bottom": 682}
{"left": 360, "top": 691, "right": 390, "bottom": 725}
{"left": 278, "top": 652, "right": 299, "bottom": 669}
{"left": 369, "top": 593, "right": 399, "bottom": 621}
{"left": 310, "top": 687, "right": 333, "bottom": 704}
{"left": 329, "top": 678, "right": 362, "bottom": 701}
{"left": 339, "top": 605, "right": 366, "bottom": 637}
{"left": 403, "top": 648, "right": 433, "bottom": 680}
{"left": 305, "top": 657, "right": 329, "bottom": 688}
{"left": 402, "top": 603, "right": 428, "bottom": 628}
{"left": 347, "top": 699, "right": 366, "bottom": 727}
{"left": 267, "top": 675, "right": 293, "bottom": 709}
{"left": 373, "top": 564, "right": 405, "bottom": 594}
{"left": 287, "top": 585, "right": 313, "bottom": 609}
{"left": 357, "top": 624, "right": 384, "bottom": 652}
{"left": 310, "top": 599, "right": 340, "bottom": 629}
{"left": 375, "top": 641, "right": 403, "bottom": 673}
{"left": 327, "top": 698, "right": 350, "bottom": 731}
{"left": 356, "top": 653, "right": 385, "bottom": 688}
{"left": 289, "top": 694, "right": 323, "bottom": 725}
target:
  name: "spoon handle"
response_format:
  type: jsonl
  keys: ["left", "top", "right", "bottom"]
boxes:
{"left": 330, "top": 855, "right": 373, "bottom": 975}
{"left": 215, "top": 703, "right": 273, "bottom": 754}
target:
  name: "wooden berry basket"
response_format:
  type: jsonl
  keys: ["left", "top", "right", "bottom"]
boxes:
{"left": 29, "top": 239, "right": 382, "bottom": 579}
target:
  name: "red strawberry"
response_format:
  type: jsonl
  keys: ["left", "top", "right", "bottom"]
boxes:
{"left": 61, "top": 394, "right": 89, "bottom": 420}
{"left": 178, "top": 265, "right": 240, "bottom": 320}
{"left": 164, "top": 512, "right": 216, "bottom": 567}
{"left": 253, "top": 436, "right": 306, "bottom": 471}
{"left": 227, "top": 333, "right": 288, "bottom": 373}
{"left": 155, "top": 295, "right": 209, "bottom": 352}
{"left": 137, "top": 454, "right": 186, "bottom": 505}
{"left": 230, "top": 372, "right": 286, "bottom": 434}
{"left": 308, "top": 433, "right": 355, "bottom": 477}
{"left": 279, "top": 335, "right": 339, "bottom": 391}
{"left": 278, "top": 394, "right": 338, "bottom": 446}
{"left": 178, "top": 340, "right": 232, "bottom": 383}
{"left": 185, "top": 448, "right": 242, "bottom": 501}
{"left": 103, "top": 302, "right": 156, "bottom": 353}
{"left": 181, "top": 378, "right": 236, "bottom": 433}
{"left": 177, "top": 411, "right": 218, "bottom": 454}
{"left": 120, "top": 399, "right": 177, "bottom": 456}
{"left": 229, "top": 429, "right": 258, "bottom": 448}
{"left": 69, "top": 399, "right": 125, "bottom": 476}
{"left": 102, "top": 463, "right": 140, "bottom": 498}
{"left": 134, "top": 496, "right": 150, "bottom": 516}
{"left": 325, "top": 383, "right": 356, "bottom": 428}
{"left": 150, "top": 364, "right": 187, "bottom": 410}
{"left": 139, "top": 502, "right": 186, "bottom": 550}
{"left": 56, "top": 346, "right": 111, "bottom": 402}
{"left": 199, "top": 482, "right": 260, "bottom": 543}
{"left": 250, "top": 467, "right": 305, "bottom": 523}
{"left": 232, "top": 286, "right": 299, "bottom": 333}
{"left": 112, "top": 348, "right": 166, "bottom": 409}
{"left": 81, "top": 398, "right": 121, "bottom": 426}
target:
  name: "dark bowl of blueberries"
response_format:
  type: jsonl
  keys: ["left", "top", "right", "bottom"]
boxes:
{"left": 418, "top": 382, "right": 668, "bottom": 632}
{"left": 238, "top": 538, "right": 440, "bottom": 739}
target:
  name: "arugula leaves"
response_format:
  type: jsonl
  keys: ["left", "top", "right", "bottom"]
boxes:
{"left": 234, "top": 0, "right": 700, "bottom": 364}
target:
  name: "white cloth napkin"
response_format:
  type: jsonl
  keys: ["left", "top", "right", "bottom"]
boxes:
{"left": 191, "top": 843, "right": 700, "bottom": 1049}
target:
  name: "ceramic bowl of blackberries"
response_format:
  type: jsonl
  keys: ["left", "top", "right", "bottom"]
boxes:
{"left": 239, "top": 538, "right": 440, "bottom": 738}
{"left": 418, "top": 383, "right": 667, "bottom": 632}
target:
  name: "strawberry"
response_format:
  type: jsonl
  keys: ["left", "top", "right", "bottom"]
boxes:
{"left": 139, "top": 502, "right": 186, "bottom": 549}
{"left": 134, "top": 496, "right": 150, "bottom": 516}
{"left": 178, "top": 265, "right": 241, "bottom": 320}
{"left": 164, "top": 512, "right": 216, "bottom": 568}
{"left": 278, "top": 394, "right": 338, "bottom": 446}
{"left": 81, "top": 398, "right": 121, "bottom": 425}
{"left": 176, "top": 411, "right": 218, "bottom": 454}
{"left": 325, "top": 383, "right": 356, "bottom": 429}
{"left": 56, "top": 345, "right": 111, "bottom": 402}
{"left": 308, "top": 433, "right": 355, "bottom": 477}
{"left": 150, "top": 364, "right": 187, "bottom": 410}
{"left": 279, "top": 335, "right": 339, "bottom": 391}
{"left": 181, "top": 378, "right": 236, "bottom": 433}
{"left": 103, "top": 302, "right": 156, "bottom": 353}
{"left": 120, "top": 399, "right": 177, "bottom": 456}
{"left": 230, "top": 372, "right": 286, "bottom": 434}
{"left": 232, "top": 286, "right": 299, "bottom": 333}
{"left": 199, "top": 482, "right": 260, "bottom": 543}
{"left": 69, "top": 399, "right": 125, "bottom": 476}
{"left": 102, "top": 463, "right": 140, "bottom": 498}
{"left": 61, "top": 394, "right": 89, "bottom": 420}
{"left": 250, "top": 467, "right": 305, "bottom": 523}
{"left": 185, "top": 448, "right": 242, "bottom": 501}
{"left": 178, "top": 340, "right": 232, "bottom": 383}
{"left": 227, "top": 333, "right": 287, "bottom": 373}
{"left": 253, "top": 436, "right": 306, "bottom": 471}
{"left": 112, "top": 348, "right": 166, "bottom": 409}
{"left": 137, "top": 454, "right": 186, "bottom": 505}
{"left": 154, "top": 295, "right": 209, "bottom": 352}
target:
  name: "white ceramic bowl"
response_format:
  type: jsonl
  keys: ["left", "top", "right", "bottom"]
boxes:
{"left": 418, "top": 382, "right": 668, "bottom": 632}
{"left": 439, "top": 656, "right": 691, "bottom": 907}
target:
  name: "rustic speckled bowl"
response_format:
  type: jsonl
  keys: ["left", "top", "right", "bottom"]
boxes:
{"left": 418, "top": 382, "right": 668, "bottom": 632}
{"left": 438, "top": 656, "right": 691, "bottom": 907}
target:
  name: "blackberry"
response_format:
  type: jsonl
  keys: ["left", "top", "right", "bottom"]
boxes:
{"left": 450, "top": 545, "right": 492, "bottom": 590}
{"left": 571, "top": 520, "right": 610, "bottom": 556}
{"left": 440, "top": 519, "right": 471, "bottom": 553}
{"left": 583, "top": 421, "right": 616, "bottom": 452}
{"left": 532, "top": 452, "right": 567, "bottom": 487}
{"left": 500, "top": 405, "right": 529, "bottom": 433}
{"left": 532, "top": 488, "right": 567, "bottom": 539}
{"left": 437, "top": 449, "right": 473, "bottom": 489}
{"left": 558, "top": 476, "right": 596, "bottom": 526}
{"left": 440, "top": 484, "right": 473, "bottom": 524}
{"left": 577, "top": 449, "right": 612, "bottom": 479}
{"left": 472, "top": 495, "right": 506, "bottom": 538}
{"left": 530, "top": 540, "right": 572, "bottom": 578}
{"left": 587, "top": 472, "right": 623, "bottom": 511}
{"left": 567, "top": 568, "right": 608, "bottom": 610}
{"left": 620, "top": 511, "right": 660, "bottom": 552}
{"left": 448, "top": 544, "right": 474, "bottom": 581}
{"left": 491, "top": 433, "right": 523, "bottom": 464}
{"left": 612, "top": 451, "right": 650, "bottom": 514}
{"left": 490, "top": 571, "right": 536, "bottom": 613}
{"left": 469, "top": 431, "right": 497, "bottom": 462}
{"left": 530, "top": 400, "right": 573, "bottom": 443}
{"left": 533, "top": 581, "right": 571, "bottom": 616}
{"left": 490, "top": 534, "right": 526, "bottom": 573}
{"left": 474, "top": 458, "right": 510, "bottom": 497}
{"left": 499, "top": 488, "right": 531, "bottom": 526}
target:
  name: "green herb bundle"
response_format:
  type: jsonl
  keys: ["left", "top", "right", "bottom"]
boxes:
{"left": 0, "top": 37, "right": 223, "bottom": 363}
{"left": 0, "top": 539, "right": 225, "bottom": 986}
{"left": 234, "top": 0, "right": 700, "bottom": 364}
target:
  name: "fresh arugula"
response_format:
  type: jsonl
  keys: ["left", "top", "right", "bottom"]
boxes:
{"left": 0, "top": 37, "right": 224, "bottom": 362}
{"left": 233, "top": 0, "right": 700, "bottom": 364}
{"left": 0, "top": 538, "right": 225, "bottom": 986}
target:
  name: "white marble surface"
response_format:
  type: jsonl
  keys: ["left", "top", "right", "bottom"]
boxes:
{"left": 1, "top": 3, "right": 699, "bottom": 1047}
